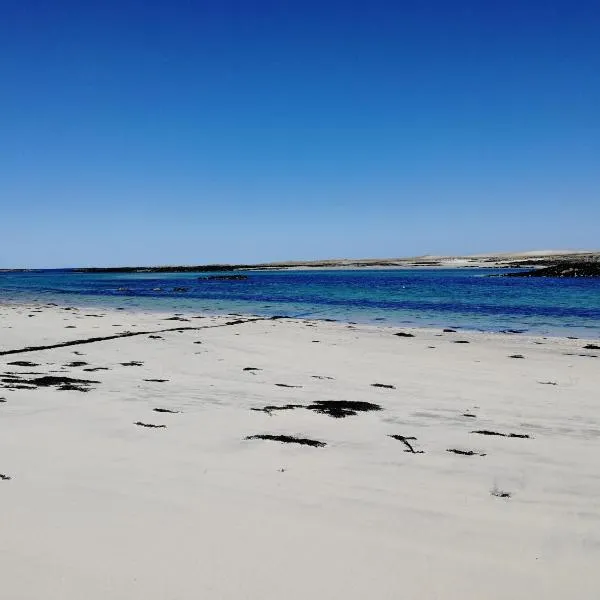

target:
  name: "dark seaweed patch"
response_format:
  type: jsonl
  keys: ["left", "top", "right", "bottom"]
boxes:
{"left": 2, "top": 375, "right": 99, "bottom": 392}
{"left": 144, "top": 378, "right": 169, "bottom": 382}
{"left": 0, "top": 473, "right": 11, "bottom": 481}
{"left": 121, "top": 361, "right": 143, "bottom": 367}
{"left": 0, "top": 317, "right": 268, "bottom": 358}
{"left": 64, "top": 361, "right": 88, "bottom": 367}
{"left": 471, "top": 430, "right": 531, "bottom": 439}
{"left": 275, "top": 383, "right": 303, "bottom": 388}
{"left": 389, "top": 435, "right": 423, "bottom": 454}
{"left": 7, "top": 361, "right": 39, "bottom": 367}
{"left": 134, "top": 421, "right": 166, "bottom": 428}
{"left": 371, "top": 383, "right": 395, "bottom": 389}
{"left": 453, "top": 340, "right": 470, "bottom": 344}
{"left": 309, "top": 400, "right": 381, "bottom": 418}
{"left": 246, "top": 434, "right": 326, "bottom": 447}
{"left": 509, "top": 354, "right": 525, "bottom": 359}
{"left": 447, "top": 449, "right": 486, "bottom": 456}
{"left": 394, "top": 332, "right": 415, "bottom": 338}
{"left": 251, "top": 399, "right": 382, "bottom": 419}
{"left": 251, "top": 404, "right": 304, "bottom": 415}
{"left": 153, "top": 408, "right": 179, "bottom": 414}
{"left": 243, "top": 367, "right": 262, "bottom": 371}
{"left": 583, "top": 344, "right": 600, "bottom": 350}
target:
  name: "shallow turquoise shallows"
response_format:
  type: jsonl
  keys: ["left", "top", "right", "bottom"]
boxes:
{"left": 1, "top": 268, "right": 599, "bottom": 338}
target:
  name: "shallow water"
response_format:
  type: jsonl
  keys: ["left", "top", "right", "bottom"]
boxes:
{"left": 1, "top": 268, "right": 599, "bottom": 338}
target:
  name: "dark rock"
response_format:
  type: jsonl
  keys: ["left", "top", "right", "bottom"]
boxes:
{"left": 453, "top": 340, "right": 470, "bottom": 344}
{"left": 64, "top": 361, "right": 88, "bottom": 367}
{"left": 509, "top": 354, "right": 525, "bottom": 359}
{"left": 443, "top": 328, "right": 456, "bottom": 333}
{"left": 371, "top": 383, "right": 395, "bottom": 389}
{"left": 0, "top": 473, "right": 11, "bottom": 481}
{"left": 504, "top": 262, "right": 600, "bottom": 278}
{"left": 121, "top": 361, "right": 143, "bottom": 366}
{"left": 144, "top": 379, "right": 169, "bottom": 382}
{"left": 153, "top": 408, "right": 179, "bottom": 413}
{"left": 134, "top": 421, "right": 166, "bottom": 428}
{"left": 394, "top": 332, "right": 415, "bottom": 338}
{"left": 583, "top": 344, "right": 600, "bottom": 350}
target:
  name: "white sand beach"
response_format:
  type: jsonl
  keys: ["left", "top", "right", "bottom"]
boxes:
{"left": 1, "top": 302, "right": 599, "bottom": 599}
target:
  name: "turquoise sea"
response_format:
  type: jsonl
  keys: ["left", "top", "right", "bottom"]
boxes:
{"left": 1, "top": 268, "right": 599, "bottom": 338}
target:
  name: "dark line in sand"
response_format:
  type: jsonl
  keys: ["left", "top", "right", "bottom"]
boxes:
{"left": 0, "top": 317, "right": 273, "bottom": 357}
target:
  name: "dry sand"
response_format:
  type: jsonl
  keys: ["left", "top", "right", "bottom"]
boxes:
{"left": 1, "top": 302, "right": 599, "bottom": 599}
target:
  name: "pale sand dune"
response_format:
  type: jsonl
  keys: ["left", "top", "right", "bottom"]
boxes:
{"left": 1, "top": 303, "right": 599, "bottom": 599}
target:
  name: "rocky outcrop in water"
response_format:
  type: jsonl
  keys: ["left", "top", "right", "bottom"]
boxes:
{"left": 504, "top": 262, "right": 600, "bottom": 278}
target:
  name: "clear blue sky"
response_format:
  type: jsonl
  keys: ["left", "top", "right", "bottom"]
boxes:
{"left": 1, "top": 1, "right": 599, "bottom": 268}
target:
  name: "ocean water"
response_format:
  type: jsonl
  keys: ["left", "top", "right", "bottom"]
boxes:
{"left": 1, "top": 268, "right": 600, "bottom": 338}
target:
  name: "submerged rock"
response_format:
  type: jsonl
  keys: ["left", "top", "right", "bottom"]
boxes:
{"left": 200, "top": 275, "right": 249, "bottom": 281}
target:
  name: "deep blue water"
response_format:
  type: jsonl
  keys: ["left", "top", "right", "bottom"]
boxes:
{"left": 1, "top": 268, "right": 600, "bottom": 338}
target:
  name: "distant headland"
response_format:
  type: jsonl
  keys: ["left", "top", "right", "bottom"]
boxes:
{"left": 70, "top": 250, "right": 600, "bottom": 274}
{"left": 2, "top": 250, "right": 598, "bottom": 275}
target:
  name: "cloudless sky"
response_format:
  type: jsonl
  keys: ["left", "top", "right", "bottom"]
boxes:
{"left": 1, "top": 0, "right": 599, "bottom": 268}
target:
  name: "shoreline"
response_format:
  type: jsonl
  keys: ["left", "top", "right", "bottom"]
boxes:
{"left": 2, "top": 296, "right": 600, "bottom": 341}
